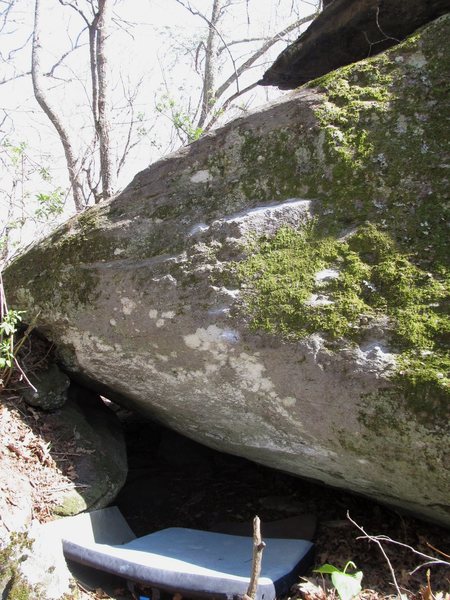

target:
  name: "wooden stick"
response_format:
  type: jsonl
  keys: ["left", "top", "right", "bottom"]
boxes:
{"left": 244, "top": 515, "right": 266, "bottom": 600}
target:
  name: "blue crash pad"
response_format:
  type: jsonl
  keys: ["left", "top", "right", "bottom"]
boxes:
{"left": 63, "top": 523, "right": 314, "bottom": 600}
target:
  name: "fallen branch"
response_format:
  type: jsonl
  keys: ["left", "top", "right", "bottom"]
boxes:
{"left": 347, "top": 512, "right": 450, "bottom": 590}
{"left": 347, "top": 512, "right": 402, "bottom": 598}
{"left": 244, "top": 515, "right": 266, "bottom": 600}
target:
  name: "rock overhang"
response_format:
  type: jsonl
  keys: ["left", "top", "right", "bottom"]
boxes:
{"left": 260, "top": 0, "right": 450, "bottom": 89}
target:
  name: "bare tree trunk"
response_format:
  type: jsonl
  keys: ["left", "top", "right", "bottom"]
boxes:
{"left": 89, "top": 18, "right": 99, "bottom": 127}
{"left": 31, "top": 0, "right": 84, "bottom": 212}
{"left": 96, "top": 0, "right": 115, "bottom": 200}
{"left": 197, "top": 0, "right": 223, "bottom": 129}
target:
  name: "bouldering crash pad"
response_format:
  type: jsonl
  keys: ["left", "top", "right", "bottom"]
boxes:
{"left": 60, "top": 508, "right": 314, "bottom": 600}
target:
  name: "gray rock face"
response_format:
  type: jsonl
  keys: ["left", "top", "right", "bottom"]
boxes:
{"left": 11, "top": 520, "right": 75, "bottom": 600}
{"left": 0, "top": 468, "right": 32, "bottom": 541}
{"left": 260, "top": 0, "right": 450, "bottom": 89}
{"left": 4, "top": 18, "right": 449, "bottom": 526}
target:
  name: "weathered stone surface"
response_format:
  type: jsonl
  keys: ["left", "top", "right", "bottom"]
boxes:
{"left": 21, "top": 362, "right": 70, "bottom": 410}
{"left": 12, "top": 508, "right": 135, "bottom": 600}
{"left": 51, "top": 385, "right": 128, "bottom": 516}
{"left": 260, "top": 0, "right": 450, "bottom": 89}
{"left": 13, "top": 520, "right": 75, "bottom": 600}
{"left": 4, "top": 18, "right": 449, "bottom": 525}
{"left": 0, "top": 468, "right": 32, "bottom": 541}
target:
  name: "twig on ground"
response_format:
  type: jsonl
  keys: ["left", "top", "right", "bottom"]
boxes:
{"left": 347, "top": 511, "right": 403, "bottom": 599}
{"left": 425, "top": 542, "right": 450, "bottom": 560}
{"left": 347, "top": 511, "right": 450, "bottom": 590}
{"left": 244, "top": 515, "right": 266, "bottom": 600}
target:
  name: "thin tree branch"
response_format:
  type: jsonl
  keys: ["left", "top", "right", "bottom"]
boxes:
{"left": 0, "top": 71, "right": 31, "bottom": 86}
{"left": 174, "top": 0, "right": 240, "bottom": 120}
{"left": 0, "top": 0, "right": 18, "bottom": 34}
{"left": 58, "top": 0, "right": 90, "bottom": 27}
{"left": 204, "top": 80, "right": 258, "bottom": 131}
{"left": 347, "top": 512, "right": 450, "bottom": 592}
{"left": 44, "top": 26, "right": 88, "bottom": 78}
{"left": 347, "top": 512, "right": 402, "bottom": 599}
{"left": 243, "top": 516, "right": 266, "bottom": 600}
{"left": 116, "top": 76, "right": 143, "bottom": 177}
{"left": 218, "top": 37, "right": 267, "bottom": 54}
{"left": 4, "top": 32, "right": 33, "bottom": 61}
{"left": 13, "top": 355, "right": 37, "bottom": 392}
{"left": 32, "top": 0, "right": 84, "bottom": 212}
{"left": 216, "top": 11, "right": 317, "bottom": 102}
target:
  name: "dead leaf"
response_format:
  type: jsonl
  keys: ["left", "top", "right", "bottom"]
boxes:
{"left": 66, "top": 465, "right": 78, "bottom": 478}
{"left": 295, "top": 578, "right": 328, "bottom": 600}
{"left": 7, "top": 441, "right": 32, "bottom": 461}
{"left": 418, "top": 570, "right": 433, "bottom": 600}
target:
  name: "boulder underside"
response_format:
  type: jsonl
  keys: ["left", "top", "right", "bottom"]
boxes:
{"left": 260, "top": 0, "right": 450, "bottom": 88}
{"left": 5, "top": 17, "right": 450, "bottom": 526}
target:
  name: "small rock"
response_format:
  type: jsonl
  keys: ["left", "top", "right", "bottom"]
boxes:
{"left": 16, "top": 520, "right": 75, "bottom": 600}
{"left": 21, "top": 363, "right": 70, "bottom": 411}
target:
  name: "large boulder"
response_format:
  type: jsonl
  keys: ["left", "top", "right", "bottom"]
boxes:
{"left": 260, "top": 0, "right": 450, "bottom": 89}
{"left": 4, "top": 17, "right": 449, "bottom": 525}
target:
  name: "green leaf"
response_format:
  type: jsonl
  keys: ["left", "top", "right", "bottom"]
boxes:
{"left": 314, "top": 564, "right": 342, "bottom": 575}
{"left": 314, "top": 562, "right": 363, "bottom": 600}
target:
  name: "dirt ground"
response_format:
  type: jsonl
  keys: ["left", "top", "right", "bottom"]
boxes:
{"left": 1, "top": 395, "right": 449, "bottom": 600}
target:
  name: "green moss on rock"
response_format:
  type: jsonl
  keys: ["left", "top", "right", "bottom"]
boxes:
{"left": 309, "top": 17, "right": 450, "bottom": 269}
{"left": 240, "top": 130, "right": 302, "bottom": 200}
{"left": 0, "top": 531, "right": 77, "bottom": 600}
{"left": 52, "top": 491, "right": 87, "bottom": 517}
{"left": 237, "top": 221, "right": 449, "bottom": 412}
{"left": 3, "top": 206, "right": 118, "bottom": 316}
{"left": 0, "top": 532, "right": 34, "bottom": 600}
{"left": 235, "top": 17, "right": 450, "bottom": 415}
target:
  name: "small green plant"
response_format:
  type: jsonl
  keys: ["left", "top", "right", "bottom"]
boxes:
{"left": 314, "top": 561, "right": 363, "bottom": 600}
{"left": 34, "top": 188, "right": 65, "bottom": 220}
{"left": 0, "top": 308, "right": 23, "bottom": 369}
{"left": 0, "top": 274, "right": 23, "bottom": 384}
{"left": 0, "top": 272, "right": 33, "bottom": 392}
{"left": 156, "top": 94, "right": 204, "bottom": 143}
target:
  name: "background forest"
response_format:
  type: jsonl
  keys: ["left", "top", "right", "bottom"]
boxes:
{"left": 0, "top": 0, "right": 320, "bottom": 262}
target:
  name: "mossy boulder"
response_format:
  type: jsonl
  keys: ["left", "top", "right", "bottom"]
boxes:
{"left": 4, "top": 17, "right": 449, "bottom": 525}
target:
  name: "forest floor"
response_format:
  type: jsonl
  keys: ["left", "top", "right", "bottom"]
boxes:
{"left": 0, "top": 395, "right": 449, "bottom": 600}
